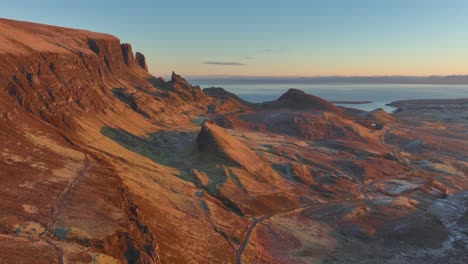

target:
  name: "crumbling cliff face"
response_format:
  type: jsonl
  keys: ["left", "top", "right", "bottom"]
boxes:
{"left": 121, "top": 43, "right": 149, "bottom": 73}
{"left": 0, "top": 19, "right": 153, "bottom": 127}
{"left": 135, "top": 52, "right": 148, "bottom": 72}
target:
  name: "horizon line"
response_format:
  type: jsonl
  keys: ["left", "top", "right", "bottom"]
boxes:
{"left": 184, "top": 74, "right": 468, "bottom": 78}
{"left": 178, "top": 74, "right": 468, "bottom": 85}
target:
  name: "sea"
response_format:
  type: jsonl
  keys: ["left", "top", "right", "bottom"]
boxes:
{"left": 193, "top": 83, "right": 468, "bottom": 112}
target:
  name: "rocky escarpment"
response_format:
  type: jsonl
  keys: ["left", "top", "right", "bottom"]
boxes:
{"left": 0, "top": 18, "right": 153, "bottom": 129}
{"left": 121, "top": 43, "right": 137, "bottom": 67}
{"left": 121, "top": 43, "right": 148, "bottom": 72}
{"left": 0, "top": 18, "right": 166, "bottom": 263}
{"left": 0, "top": 19, "right": 231, "bottom": 131}
{"left": 135, "top": 52, "right": 148, "bottom": 72}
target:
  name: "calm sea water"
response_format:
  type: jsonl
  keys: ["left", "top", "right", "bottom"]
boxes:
{"left": 195, "top": 83, "right": 468, "bottom": 112}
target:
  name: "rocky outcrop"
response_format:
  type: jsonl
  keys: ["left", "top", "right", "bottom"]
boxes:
{"left": 170, "top": 71, "right": 189, "bottom": 85}
{"left": 121, "top": 43, "right": 149, "bottom": 72}
{"left": 164, "top": 72, "right": 208, "bottom": 103}
{"left": 136, "top": 52, "right": 148, "bottom": 72}
{"left": 121, "top": 43, "right": 136, "bottom": 67}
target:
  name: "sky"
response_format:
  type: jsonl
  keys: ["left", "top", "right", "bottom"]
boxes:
{"left": 1, "top": 0, "right": 467, "bottom": 78}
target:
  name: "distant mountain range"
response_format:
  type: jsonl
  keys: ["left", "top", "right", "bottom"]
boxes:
{"left": 189, "top": 75, "right": 468, "bottom": 85}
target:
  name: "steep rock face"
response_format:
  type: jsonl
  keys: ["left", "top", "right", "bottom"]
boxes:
{"left": 121, "top": 44, "right": 149, "bottom": 72}
{"left": 121, "top": 43, "right": 136, "bottom": 67}
{"left": 0, "top": 52, "right": 109, "bottom": 129}
{"left": 87, "top": 38, "right": 127, "bottom": 74}
{"left": 135, "top": 52, "right": 148, "bottom": 72}
{"left": 0, "top": 18, "right": 155, "bottom": 129}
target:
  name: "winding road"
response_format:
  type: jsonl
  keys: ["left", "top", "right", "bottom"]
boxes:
{"left": 235, "top": 201, "right": 355, "bottom": 264}
{"left": 235, "top": 216, "right": 266, "bottom": 264}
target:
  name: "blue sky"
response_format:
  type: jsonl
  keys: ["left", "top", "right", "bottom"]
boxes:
{"left": 1, "top": 0, "right": 467, "bottom": 77}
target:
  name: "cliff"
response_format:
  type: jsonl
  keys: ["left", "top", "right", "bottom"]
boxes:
{"left": 0, "top": 19, "right": 155, "bottom": 127}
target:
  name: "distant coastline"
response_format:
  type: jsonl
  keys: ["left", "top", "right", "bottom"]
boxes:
{"left": 189, "top": 75, "right": 468, "bottom": 85}
{"left": 197, "top": 83, "right": 468, "bottom": 113}
{"left": 331, "top": 101, "right": 372, "bottom": 104}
